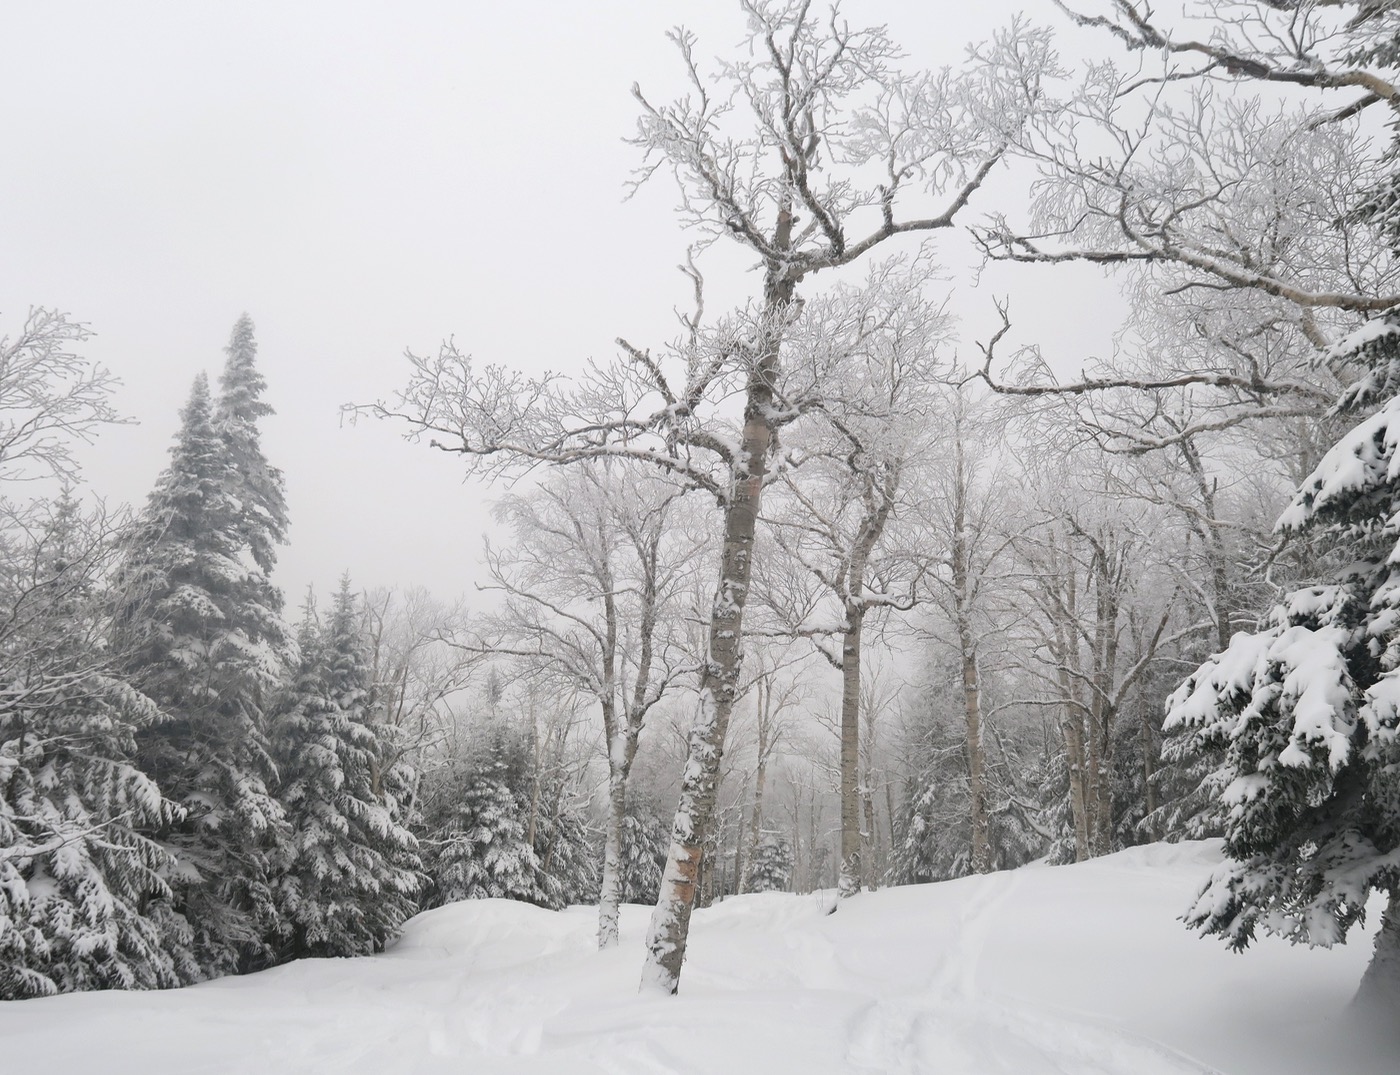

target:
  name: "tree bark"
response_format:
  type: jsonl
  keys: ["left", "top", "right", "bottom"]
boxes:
{"left": 838, "top": 608, "right": 865, "bottom": 897}
{"left": 951, "top": 437, "right": 990, "bottom": 874}
{"left": 596, "top": 726, "right": 636, "bottom": 949}
{"left": 640, "top": 271, "right": 794, "bottom": 994}
{"left": 1354, "top": 888, "right": 1400, "bottom": 1019}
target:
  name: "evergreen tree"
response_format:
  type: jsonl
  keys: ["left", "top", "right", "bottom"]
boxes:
{"left": 891, "top": 700, "right": 1046, "bottom": 883}
{"left": 1165, "top": 314, "right": 1400, "bottom": 1011}
{"left": 116, "top": 337, "right": 291, "bottom": 977}
{"left": 616, "top": 809, "right": 668, "bottom": 905}
{"left": 0, "top": 497, "right": 194, "bottom": 997}
{"left": 747, "top": 835, "right": 792, "bottom": 894}
{"left": 422, "top": 728, "right": 560, "bottom": 908}
{"left": 215, "top": 314, "right": 288, "bottom": 584}
{"left": 531, "top": 786, "right": 597, "bottom": 909}
{"left": 274, "top": 579, "right": 423, "bottom": 959}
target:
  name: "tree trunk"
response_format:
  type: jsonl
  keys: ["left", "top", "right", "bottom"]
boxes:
{"left": 962, "top": 643, "right": 990, "bottom": 873}
{"left": 639, "top": 272, "right": 794, "bottom": 995}
{"left": 861, "top": 775, "right": 879, "bottom": 887}
{"left": 951, "top": 426, "right": 991, "bottom": 874}
{"left": 838, "top": 607, "right": 865, "bottom": 898}
{"left": 1354, "top": 888, "right": 1400, "bottom": 1018}
{"left": 1140, "top": 700, "right": 1158, "bottom": 840}
{"left": 597, "top": 758, "right": 630, "bottom": 949}
{"left": 742, "top": 753, "right": 770, "bottom": 894}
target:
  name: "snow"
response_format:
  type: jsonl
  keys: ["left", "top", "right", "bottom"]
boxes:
{"left": 1277, "top": 394, "right": 1400, "bottom": 534}
{"left": 2, "top": 841, "right": 1394, "bottom": 1074}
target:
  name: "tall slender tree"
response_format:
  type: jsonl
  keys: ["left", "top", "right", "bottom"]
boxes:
{"left": 116, "top": 318, "right": 292, "bottom": 977}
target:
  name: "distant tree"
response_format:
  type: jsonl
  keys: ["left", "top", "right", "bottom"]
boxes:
{"left": 466, "top": 464, "right": 696, "bottom": 946}
{"left": 274, "top": 578, "right": 423, "bottom": 959}
{"left": 215, "top": 314, "right": 288, "bottom": 581}
{"left": 891, "top": 681, "right": 1047, "bottom": 884}
{"left": 421, "top": 725, "right": 561, "bottom": 909}
{"left": 361, "top": 585, "right": 475, "bottom": 784}
{"left": 0, "top": 307, "right": 123, "bottom": 485}
{"left": 747, "top": 835, "right": 793, "bottom": 894}
{"left": 760, "top": 260, "right": 947, "bottom": 897}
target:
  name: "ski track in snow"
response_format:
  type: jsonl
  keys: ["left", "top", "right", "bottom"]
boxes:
{"left": 845, "top": 871, "right": 1223, "bottom": 1075}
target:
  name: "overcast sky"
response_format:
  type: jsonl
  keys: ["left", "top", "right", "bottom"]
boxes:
{"left": 0, "top": 0, "right": 1121, "bottom": 603}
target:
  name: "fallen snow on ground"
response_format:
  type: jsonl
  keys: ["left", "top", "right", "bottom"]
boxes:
{"left": 4, "top": 840, "right": 1395, "bottom": 1074}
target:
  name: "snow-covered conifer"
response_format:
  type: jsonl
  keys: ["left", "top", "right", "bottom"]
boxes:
{"left": 0, "top": 497, "right": 193, "bottom": 997}
{"left": 1166, "top": 315, "right": 1400, "bottom": 1011}
{"left": 532, "top": 788, "right": 598, "bottom": 909}
{"left": 215, "top": 314, "right": 288, "bottom": 583}
{"left": 747, "top": 836, "right": 792, "bottom": 894}
{"left": 274, "top": 579, "right": 423, "bottom": 958}
{"left": 617, "top": 809, "right": 668, "bottom": 905}
{"left": 116, "top": 356, "right": 290, "bottom": 977}
{"left": 424, "top": 729, "right": 560, "bottom": 908}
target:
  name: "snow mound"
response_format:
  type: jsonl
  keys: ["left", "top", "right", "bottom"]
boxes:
{"left": 1, "top": 841, "right": 1393, "bottom": 1075}
{"left": 388, "top": 898, "right": 585, "bottom": 967}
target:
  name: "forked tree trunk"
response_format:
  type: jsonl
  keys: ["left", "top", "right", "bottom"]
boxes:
{"left": 640, "top": 274, "right": 794, "bottom": 994}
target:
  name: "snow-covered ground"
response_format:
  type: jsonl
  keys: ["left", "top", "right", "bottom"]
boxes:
{"left": 4, "top": 841, "right": 1394, "bottom": 1074}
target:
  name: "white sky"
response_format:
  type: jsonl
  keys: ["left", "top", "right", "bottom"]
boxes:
{"left": 0, "top": 1, "right": 1122, "bottom": 602}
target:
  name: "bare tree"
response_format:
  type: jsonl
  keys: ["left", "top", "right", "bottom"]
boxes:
{"left": 457, "top": 464, "right": 699, "bottom": 948}
{"left": 759, "top": 259, "right": 948, "bottom": 896}
{"left": 0, "top": 308, "right": 123, "bottom": 486}
{"left": 363, "top": 2, "right": 1049, "bottom": 993}
{"left": 361, "top": 586, "right": 477, "bottom": 790}
{"left": 916, "top": 389, "right": 1024, "bottom": 874}
{"left": 728, "top": 643, "right": 806, "bottom": 894}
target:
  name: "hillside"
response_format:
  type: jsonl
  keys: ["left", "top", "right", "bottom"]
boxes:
{"left": 3, "top": 841, "right": 1392, "bottom": 1074}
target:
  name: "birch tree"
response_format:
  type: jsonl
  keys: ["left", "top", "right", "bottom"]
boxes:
{"left": 365, "top": 1, "right": 1049, "bottom": 993}
{"left": 760, "top": 261, "right": 947, "bottom": 895}
{"left": 916, "top": 390, "right": 1024, "bottom": 873}
{"left": 465, "top": 464, "right": 697, "bottom": 948}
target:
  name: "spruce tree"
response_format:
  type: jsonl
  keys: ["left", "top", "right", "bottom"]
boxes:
{"left": 117, "top": 334, "right": 291, "bottom": 977}
{"left": 0, "top": 497, "right": 194, "bottom": 997}
{"left": 423, "top": 728, "right": 560, "bottom": 908}
{"left": 616, "top": 809, "right": 668, "bottom": 905}
{"left": 216, "top": 314, "right": 288, "bottom": 583}
{"left": 747, "top": 836, "right": 793, "bottom": 894}
{"left": 1166, "top": 314, "right": 1400, "bottom": 1012}
{"left": 274, "top": 578, "right": 422, "bottom": 958}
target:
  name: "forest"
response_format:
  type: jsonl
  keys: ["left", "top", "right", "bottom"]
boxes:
{"left": 3, "top": 0, "right": 1400, "bottom": 1025}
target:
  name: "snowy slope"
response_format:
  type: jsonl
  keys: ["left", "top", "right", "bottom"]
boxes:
{"left": 2, "top": 841, "right": 1392, "bottom": 1074}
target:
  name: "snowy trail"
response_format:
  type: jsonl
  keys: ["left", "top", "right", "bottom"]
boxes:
{"left": 843, "top": 870, "right": 1223, "bottom": 1075}
{"left": 0, "top": 842, "right": 1388, "bottom": 1075}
